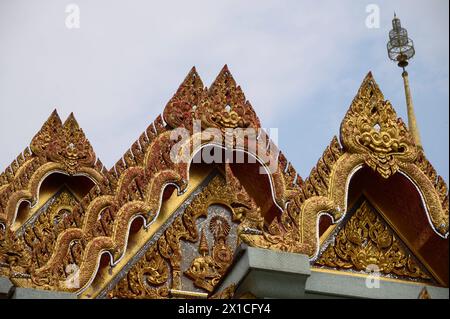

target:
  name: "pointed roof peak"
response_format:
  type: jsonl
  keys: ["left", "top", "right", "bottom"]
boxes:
{"left": 164, "top": 65, "right": 260, "bottom": 129}
{"left": 340, "top": 69, "right": 416, "bottom": 178}
{"left": 221, "top": 64, "right": 230, "bottom": 72}
{"left": 63, "top": 112, "right": 80, "bottom": 128}
{"left": 50, "top": 108, "right": 60, "bottom": 118}
{"left": 183, "top": 66, "right": 203, "bottom": 84}
{"left": 163, "top": 67, "right": 205, "bottom": 128}
{"left": 209, "top": 64, "right": 237, "bottom": 92}
{"left": 47, "top": 108, "right": 63, "bottom": 125}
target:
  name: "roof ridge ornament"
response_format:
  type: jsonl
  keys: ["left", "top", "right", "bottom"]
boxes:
{"left": 163, "top": 67, "right": 204, "bottom": 129}
{"left": 340, "top": 72, "right": 417, "bottom": 179}
{"left": 30, "top": 110, "right": 96, "bottom": 174}
{"left": 163, "top": 65, "right": 260, "bottom": 131}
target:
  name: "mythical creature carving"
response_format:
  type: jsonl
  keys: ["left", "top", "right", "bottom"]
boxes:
{"left": 340, "top": 72, "right": 416, "bottom": 179}
{"left": 164, "top": 65, "right": 260, "bottom": 131}
{"left": 185, "top": 216, "right": 233, "bottom": 292}
{"left": 239, "top": 72, "right": 448, "bottom": 259}
{"left": 0, "top": 110, "right": 105, "bottom": 228}
{"left": 315, "top": 200, "right": 432, "bottom": 282}
{"left": 107, "top": 171, "right": 259, "bottom": 299}
{"left": 31, "top": 113, "right": 96, "bottom": 175}
{"left": 0, "top": 189, "right": 82, "bottom": 288}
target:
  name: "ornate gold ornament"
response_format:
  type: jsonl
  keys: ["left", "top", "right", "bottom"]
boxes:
{"left": 0, "top": 68, "right": 447, "bottom": 297}
{"left": 30, "top": 113, "right": 96, "bottom": 175}
{"left": 209, "top": 283, "right": 236, "bottom": 299}
{"left": 185, "top": 216, "right": 233, "bottom": 292}
{"left": 164, "top": 66, "right": 260, "bottom": 131}
{"left": 0, "top": 110, "right": 106, "bottom": 228}
{"left": 239, "top": 72, "right": 448, "bottom": 260}
{"left": 340, "top": 72, "right": 417, "bottom": 179}
{"left": 315, "top": 200, "right": 431, "bottom": 282}
{"left": 0, "top": 189, "right": 81, "bottom": 285}
{"left": 107, "top": 172, "right": 258, "bottom": 299}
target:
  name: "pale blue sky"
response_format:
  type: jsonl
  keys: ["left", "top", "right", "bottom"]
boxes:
{"left": 0, "top": 0, "right": 448, "bottom": 182}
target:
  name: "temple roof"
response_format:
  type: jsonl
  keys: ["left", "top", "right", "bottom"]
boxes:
{"left": 0, "top": 67, "right": 447, "bottom": 297}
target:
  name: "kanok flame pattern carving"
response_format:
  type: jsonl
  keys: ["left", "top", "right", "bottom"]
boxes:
{"left": 315, "top": 200, "right": 431, "bottom": 282}
{"left": 108, "top": 174, "right": 250, "bottom": 299}
{"left": 340, "top": 72, "right": 416, "bottom": 179}
{"left": 0, "top": 189, "right": 82, "bottom": 286}
{"left": 30, "top": 113, "right": 96, "bottom": 175}
{"left": 0, "top": 67, "right": 448, "bottom": 297}
{"left": 164, "top": 66, "right": 260, "bottom": 131}
{"left": 240, "top": 73, "right": 448, "bottom": 258}
{"left": 0, "top": 111, "right": 106, "bottom": 228}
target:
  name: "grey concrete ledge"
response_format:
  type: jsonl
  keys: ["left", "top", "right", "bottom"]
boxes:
{"left": 11, "top": 287, "right": 77, "bottom": 299}
{"left": 214, "top": 246, "right": 449, "bottom": 299}
{"left": 215, "top": 245, "right": 311, "bottom": 299}
{"left": 0, "top": 276, "right": 14, "bottom": 299}
{"left": 305, "top": 270, "right": 449, "bottom": 299}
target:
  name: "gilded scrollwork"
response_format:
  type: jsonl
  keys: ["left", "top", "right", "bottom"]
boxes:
{"left": 185, "top": 216, "right": 233, "bottom": 292}
{"left": 340, "top": 72, "right": 416, "bottom": 179}
{"left": 315, "top": 200, "right": 432, "bottom": 282}
{"left": 0, "top": 189, "right": 81, "bottom": 286}
{"left": 0, "top": 67, "right": 447, "bottom": 297}
{"left": 31, "top": 113, "right": 96, "bottom": 175}
{"left": 0, "top": 110, "right": 106, "bottom": 228}
{"left": 239, "top": 72, "right": 448, "bottom": 261}
{"left": 107, "top": 171, "right": 259, "bottom": 298}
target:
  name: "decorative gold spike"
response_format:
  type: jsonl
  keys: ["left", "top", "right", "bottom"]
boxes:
{"left": 198, "top": 228, "right": 209, "bottom": 256}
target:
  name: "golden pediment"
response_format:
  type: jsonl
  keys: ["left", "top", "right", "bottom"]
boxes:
{"left": 315, "top": 199, "right": 433, "bottom": 283}
{"left": 0, "top": 67, "right": 447, "bottom": 298}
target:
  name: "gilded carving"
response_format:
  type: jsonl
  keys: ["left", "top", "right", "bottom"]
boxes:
{"left": 209, "top": 283, "right": 236, "bottom": 299}
{"left": 0, "top": 189, "right": 81, "bottom": 287}
{"left": 240, "top": 72, "right": 448, "bottom": 261}
{"left": 30, "top": 112, "right": 96, "bottom": 175}
{"left": 107, "top": 172, "right": 258, "bottom": 298}
{"left": 315, "top": 200, "right": 432, "bottom": 282}
{"left": 163, "top": 65, "right": 260, "bottom": 132}
{"left": 0, "top": 110, "right": 105, "bottom": 228}
{"left": 185, "top": 216, "right": 233, "bottom": 292}
{"left": 0, "top": 68, "right": 447, "bottom": 298}
{"left": 340, "top": 72, "right": 416, "bottom": 179}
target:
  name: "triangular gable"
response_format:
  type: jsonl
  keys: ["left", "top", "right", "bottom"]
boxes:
{"left": 315, "top": 197, "right": 434, "bottom": 284}
{"left": 0, "top": 110, "right": 107, "bottom": 227}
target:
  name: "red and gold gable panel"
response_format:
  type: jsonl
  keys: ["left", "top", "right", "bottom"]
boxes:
{"left": 0, "top": 67, "right": 447, "bottom": 297}
{"left": 315, "top": 198, "right": 434, "bottom": 284}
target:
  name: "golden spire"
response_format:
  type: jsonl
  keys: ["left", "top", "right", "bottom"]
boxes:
{"left": 402, "top": 70, "right": 422, "bottom": 150}
{"left": 198, "top": 228, "right": 209, "bottom": 256}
